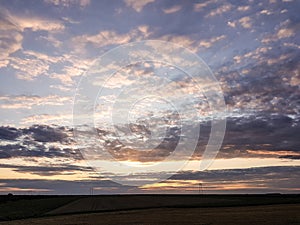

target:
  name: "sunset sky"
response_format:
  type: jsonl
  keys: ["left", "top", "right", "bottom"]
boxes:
{"left": 0, "top": 0, "right": 299, "bottom": 194}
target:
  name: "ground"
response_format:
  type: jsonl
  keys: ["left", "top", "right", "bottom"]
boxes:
{"left": 0, "top": 195, "right": 299, "bottom": 225}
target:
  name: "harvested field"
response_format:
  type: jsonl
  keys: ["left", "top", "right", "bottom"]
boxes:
{"left": 1, "top": 204, "right": 299, "bottom": 225}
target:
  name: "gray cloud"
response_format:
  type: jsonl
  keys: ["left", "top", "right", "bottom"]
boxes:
{"left": 23, "top": 125, "right": 70, "bottom": 143}
{"left": 0, "top": 179, "right": 138, "bottom": 194}
{"left": 0, "top": 126, "right": 21, "bottom": 140}
{"left": 0, "top": 144, "right": 82, "bottom": 159}
{"left": 0, "top": 163, "right": 92, "bottom": 176}
{"left": 0, "top": 112, "right": 299, "bottom": 161}
{"left": 221, "top": 50, "right": 300, "bottom": 115}
{"left": 0, "top": 125, "right": 82, "bottom": 159}
{"left": 221, "top": 114, "right": 300, "bottom": 151}
{"left": 0, "top": 166, "right": 298, "bottom": 194}
{"left": 168, "top": 166, "right": 300, "bottom": 193}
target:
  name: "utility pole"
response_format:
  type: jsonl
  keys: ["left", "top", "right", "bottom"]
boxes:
{"left": 198, "top": 182, "right": 203, "bottom": 195}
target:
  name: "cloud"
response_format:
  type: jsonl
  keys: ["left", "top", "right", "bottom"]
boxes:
{"left": 227, "top": 21, "right": 236, "bottom": 28}
{"left": 0, "top": 127, "right": 21, "bottom": 141}
{"left": 73, "top": 30, "right": 131, "bottom": 49}
{"left": 71, "top": 26, "right": 153, "bottom": 54}
{"left": 205, "top": 3, "right": 232, "bottom": 17}
{"left": 9, "top": 57, "right": 50, "bottom": 80}
{"left": 21, "top": 114, "right": 73, "bottom": 125}
{"left": 1, "top": 109, "right": 300, "bottom": 164}
{"left": 0, "top": 144, "right": 81, "bottom": 159}
{"left": 15, "top": 18, "right": 64, "bottom": 32}
{"left": 215, "top": 114, "right": 300, "bottom": 159}
{"left": 0, "top": 179, "right": 134, "bottom": 194}
{"left": 0, "top": 30, "right": 22, "bottom": 62}
{"left": 0, "top": 95, "right": 72, "bottom": 110}
{"left": 0, "top": 163, "right": 91, "bottom": 176}
{"left": 2, "top": 10, "right": 65, "bottom": 32}
{"left": 162, "top": 5, "right": 182, "bottom": 14}
{"left": 124, "top": 0, "right": 155, "bottom": 12}
{"left": 24, "top": 125, "right": 69, "bottom": 143}
{"left": 163, "top": 166, "right": 300, "bottom": 193}
{"left": 0, "top": 125, "right": 83, "bottom": 160}
{"left": 261, "top": 21, "right": 296, "bottom": 44}
{"left": 157, "top": 33, "right": 225, "bottom": 52}
{"left": 198, "top": 35, "right": 226, "bottom": 48}
{"left": 87, "top": 113, "right": 300, "bottom": 162}
{"left": 48, "top": 55, "right": 92, "bottom": 85}
{"left": 237, "top": 5, "right": 251, "bottom": 11}
{"left": 220, "top": 45, "right": 300, "bottom": 115}
{"left": 0, "top": 166, "right": 298, "bottom": 194}
{"left": 23, "top": 50, "right": 63, "bottom": 64}
{"left": 0, "top": 10, "right": 23, "bottom": 66}
{"left": 44, "top": 0, "right": 91, "bottom": 7}
{"left": 239, "top": 16, "right": 252, "bottom": 29}
{"left": 8, "top": 50, "right": 68, "bottom": 80}
{"left": 193, "top": 0, "right": 217, "bottom": 12}
{"left": 0, "top": 125, "right": 72, "bottom": 143}
{"left": 0, "top": 8, "right": 65, "bottom": 71}
{"left": 276, "top": 28, "right": 295, "bottom": 39}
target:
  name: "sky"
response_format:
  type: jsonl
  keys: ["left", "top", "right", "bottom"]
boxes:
{"left": 0, "top": 0, "right": 300, "bottom": 194}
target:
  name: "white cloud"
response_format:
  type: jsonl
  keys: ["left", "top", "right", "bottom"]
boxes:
{"left": 239, "top": 16, "right": 252, "bottom": 29}
{"left": 161, "top": 35, "right": 195, "bottom": 50}
{"left": 50, "top": 65, "right": 86, "bottom": 85}
{"left": 267, "top": 53, "right": 290, "bottom": 65}
{"left": 49, "top": 55, "right": 93, "bottom": 85}
{"left": 9, "top": 50, "right": 65, "bottom": 80}
{"left": 44, "top": 0, "right": 90, "bottom": 7}
{"left": 227, "top": 21, "right": 236, "bottom": 28}
{"left": 163, "top": 5, "right": 182, "bottom": 14}
{"left": 0, "top": 8, "right": 65, "bottom": 68}
{"left": 21, "top": 113, "right": 73, "bottom": 125}
{"left": 205, "top": 4, "right": 232, "bottom": 17}
{"left": 39, "top": 34, "right": 63, "bottom": 48}
{"left": 2, "top": 9, "right": 65, "bottom": 32}
{"left": 261, "top": 27, "right": 295, "bottom": 44}
{"left": 0, "top": 31, "right": 23, "bottom": 67}
{"left": 198, "top": 35, "right": 226, "bottom": 48}
{"left": 94, "top": 73, "right": 135, "bottom": 89}
{"left": 14, "top": 17, "right": 65, "bottom": 32}
{"left": 0, "top": 10, "right": 23, "bottom": 66}
{"left": 23, "top": 50, "right": 63, "bottom": 64}
{"left": 193, "top": 0, "right": 217, "bottom": 12}
{"left": 61, "top": 17, "right": 80, "bottom": 24}
{"left": 237, "top": 5, "right": 250, "bottom": 11}
{"left": 77, "top": 30, "right": 131, "bottom": 46}
{"left": 276, "top": 28, "right": 295, "bottom": 39}
{"left": 260, "top": 9, "right": 272, "bottom": 15}
{"left": 72, "top": 26, "right": 152, "bottom": 52}
{"left": 124, "top": 0, "right": 155, "bottom": 12}
{"left": 50, "top": 84, "right": 73, "bottom": 92}
{"left": 0, "top": 95, "right": 72, "bottom": 110}
{"left": 9, "top": 57, "right": 50, "bottom": 81}
{"left": 0, "top": 9, "right": 65, "bottom": 31}
{"left": 0, "top": 59, "right": 9, "bottom": 68}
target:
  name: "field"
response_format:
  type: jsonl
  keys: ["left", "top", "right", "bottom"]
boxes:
{"left": 0, "top": 195, "right": 299, "bottom": 225}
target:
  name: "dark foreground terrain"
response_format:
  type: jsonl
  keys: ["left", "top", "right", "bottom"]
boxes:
{"left": 0, "top": 194, "right": 299, "bottom": 225}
